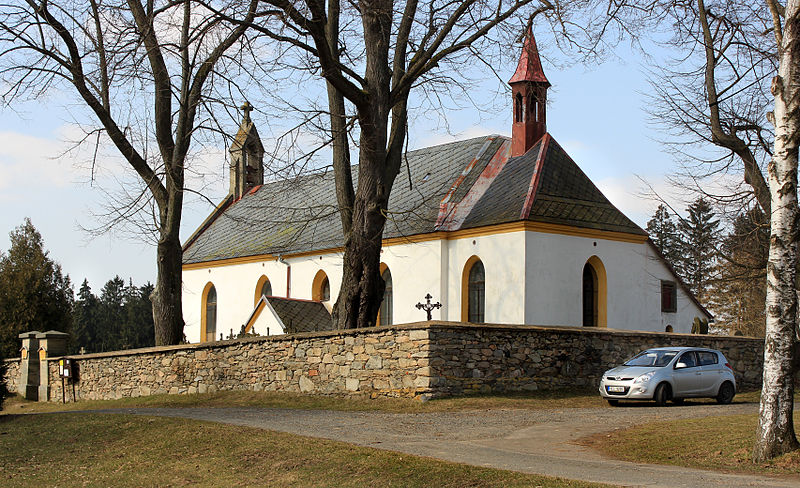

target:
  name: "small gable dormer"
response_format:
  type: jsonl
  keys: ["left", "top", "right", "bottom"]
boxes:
{"left": 229, "top": 101, "right": 264, "bottom": 199}
{"left": 509, "top": 28, "right": 550, "bottom": 158}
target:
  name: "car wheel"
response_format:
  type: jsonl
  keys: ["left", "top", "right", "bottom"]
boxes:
{"left": 654, "top": 383, "right": 670, "bottom": 406}
{"left": 671, "top": 397, "right": 684, "bottom": 405}
{"left": 716, "top": 382, "right": 735, "bottom": 404}
{"left": 607, "top": 399, "right": 620, "bottom": 407}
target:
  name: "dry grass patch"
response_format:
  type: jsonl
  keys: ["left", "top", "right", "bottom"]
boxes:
{"left": 2, "top": 388, "right": 608, "bottom": 415}
{"left": 581, "top": 412, "right": 800, "bottom": 478}
{"left": 0, "top": 413, "right": 610, "bottom": 488}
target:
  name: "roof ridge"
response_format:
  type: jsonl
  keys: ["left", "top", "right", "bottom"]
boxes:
{"left": 519, "top": 133, "right": 551, "bottom": 220}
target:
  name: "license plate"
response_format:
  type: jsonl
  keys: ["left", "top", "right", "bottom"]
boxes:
{"left": 607, "top": 386, "right": 625, "bottom": 393}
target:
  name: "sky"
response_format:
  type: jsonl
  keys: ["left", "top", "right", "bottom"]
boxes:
{"left": 0, "top": 37, "right": 697, "bottom": 291}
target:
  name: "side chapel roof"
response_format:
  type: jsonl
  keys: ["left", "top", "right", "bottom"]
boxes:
{"left": 182, "top": 133, "right": 646, "bottom": 265}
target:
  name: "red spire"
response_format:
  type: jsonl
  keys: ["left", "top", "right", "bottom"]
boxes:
{"left": 508, "top": 28, "right": 550, "bottom": 86}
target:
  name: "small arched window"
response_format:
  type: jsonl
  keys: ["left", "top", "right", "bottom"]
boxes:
{"left": 582, "top": 263, "right": 598, "bottom": 327}
{"left": 203, "top": 283, "right": 217, "bottom": 342}
{"left": 321, "top": 276, "right": 330, "bottom": 301}
{"left": 312, "top": 270, "right": 330, "bottom": 302}
{"left": 665, "top": 325, "right": 674, "bottom": 333}
{"left": 255, "top": 275, "right": 272, "bottom": 305}
{"left": 380, "top": 267, "right": 393, "bottom": 326}
{"left": 468, "top": 260, "right": 485, "bottom": 323}
{"left": 514, "top": 93, "right": 523, "bottom": 122}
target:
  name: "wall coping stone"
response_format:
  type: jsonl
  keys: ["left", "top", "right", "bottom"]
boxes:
{"left": 44, "top": 320, "right": 763, "bottom": 362}
{"left": 3, "top": 358, "right": 20, "bottom": 364}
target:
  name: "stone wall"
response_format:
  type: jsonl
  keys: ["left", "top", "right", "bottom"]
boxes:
{"left": 426, "top": 324, "right": 764, "bottom": 396}
{"left": 33, "top": 322, "right": 764, "bottom": 403}
{"left": 4, "top": 359, "right": 20, "bottom": 394}
{"left": 45, "top": 327, "right": 431, "bottom": 402}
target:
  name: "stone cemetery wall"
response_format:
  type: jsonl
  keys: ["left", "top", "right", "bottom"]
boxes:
{"left": 45, "top": 327, "right": 431, "bottom": 402}
{"left": 426, "top": 324, "right": 764, "bottom": 396}
{"left": 32, "top": 322, "right": 763, "bottom": 403}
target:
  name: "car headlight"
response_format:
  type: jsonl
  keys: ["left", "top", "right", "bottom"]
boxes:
{"left": 634, "top": 372, "right": 655, "bottom": 384}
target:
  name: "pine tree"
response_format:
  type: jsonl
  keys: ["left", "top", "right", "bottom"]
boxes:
{"left": 646, "top": 204, "right": 681, "bottom": 267}
{"left": 0, "top": 219, "right": 73, "bottom": 358}
{"left": 98, "top": 277, "right": 126, "bottom": 352}
{"left": 676, "top": 198, "right": 720, "bottom": 303}
{"left": 711, "top": 208, "right": 769, "bottom": 336}
{"left": 71, "top": 279, "right": 99, "bottom": 353}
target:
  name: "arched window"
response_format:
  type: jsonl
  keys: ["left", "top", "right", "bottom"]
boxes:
{"left": 528, "top": 93, "right": 538, "bottom": 122}
{"left": 202, "top": 283, "right": 217, "bottom": 342}
{"left": 582, "top": 256, "right": 608, "bottom": 328}
{"left": 514, "top": 93, "right": 523, "bottom": 122}
{"left": 582, "top": 264, "right": 597, "bottom": 327}
{"left": 379, "top": 267, "right": 393, "bottom": 326}
{"left": 321, "top": 277, "right": 330, "bottom": 301}
{"left": 312, "top": 270, "right": 331, "bottom": 302}
{"left": 461, "top": 257, "right": 485, "bottom": 323}
{"left": 665, "top": 325, "right": 673, "bottom": 333}
{"left": 254, "top": 275, "right": 272, "bottom": 306}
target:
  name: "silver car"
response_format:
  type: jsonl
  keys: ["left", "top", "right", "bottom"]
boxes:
{"left": 598, "top": 347, "right": 737, "bottom": 406}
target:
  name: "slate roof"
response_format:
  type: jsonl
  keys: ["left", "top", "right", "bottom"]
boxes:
{"left": 266, "top": 296, "right": 333, "bottom": 334}
{"left": 183, "top": 133, "right": 645, "bottom": 264}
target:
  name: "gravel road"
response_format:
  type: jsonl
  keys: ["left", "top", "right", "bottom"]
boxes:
{"left": 83, "top": 400, "right": 800, "bottom": 488}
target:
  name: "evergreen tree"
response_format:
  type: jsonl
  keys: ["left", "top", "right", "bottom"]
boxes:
{"left": 676, "top": 198, "right": 720, "bottom": 303}
{"left": 0, "top": 219, "right": 73, "bottom": 358}
{"left": 711, "top": 208, "right": 769, "bottom": 336}
{"left": 646, "top": 204, "right": 681, "bottom": 267}
{"left": 98, "top": 277, "right": 126, "bottom": 352}
{"left": 71, "top": 279, "right": 99, "bottom": 353}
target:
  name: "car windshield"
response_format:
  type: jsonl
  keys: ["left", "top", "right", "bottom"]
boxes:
{"left": 624, "top": 350, "right": 678, "bottom": 367}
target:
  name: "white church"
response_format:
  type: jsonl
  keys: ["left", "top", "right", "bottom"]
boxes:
{"left": 181, "top": 33, "right": 711, "bottom": 343}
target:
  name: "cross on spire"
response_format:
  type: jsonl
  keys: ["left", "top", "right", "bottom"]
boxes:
{"left": 241, "top": 101, "right": 254, "bottom": 123}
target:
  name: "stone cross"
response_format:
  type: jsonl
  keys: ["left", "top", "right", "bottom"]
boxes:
{"left": 241, "top": 101, "right": 254, "bottom": 123}
{"left": 415, "top": 293, "right": 442, "bottom": 321}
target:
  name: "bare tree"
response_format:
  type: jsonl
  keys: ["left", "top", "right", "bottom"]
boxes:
{"left": 0, "top": 0, "right": 259, "bottom": 344}
{"left": 232, "top": 0, "right": 630, "bottom": 331}
{"left": 644, "top": 0, "right": 798, "bottom": 461}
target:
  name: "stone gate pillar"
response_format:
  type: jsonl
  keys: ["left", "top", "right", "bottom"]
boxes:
{"left": 36, "top": 330, "right": 69, "bottom": 402}
{"left": 17, "top": 331, "right": 41, "bottom": 400}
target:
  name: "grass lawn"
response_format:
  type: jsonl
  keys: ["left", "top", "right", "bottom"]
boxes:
{"left": 581, "top": 412, "right": 800, "bottom": 478}
{"left": 0, "top": 413, "right": 610, "bottom": 488}
{"left": 2, "top": 387, "right": 613, "bottom": 415}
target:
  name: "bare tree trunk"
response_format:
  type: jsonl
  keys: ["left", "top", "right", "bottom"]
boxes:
{"left": 331, "top": 0, "right": 391, "bottom": 329}
{"left": 152, "top": 229, "right": 184, "bottom": 345}
{"left": 753, "top": 0, "right": 800, "bottom": 462}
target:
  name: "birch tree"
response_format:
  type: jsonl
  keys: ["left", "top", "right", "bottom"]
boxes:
{"left": 644, "top": 0, "right": 799, "bottom": 460}
{"left": 0, "top": 0, "right": 259, "bottom": 344}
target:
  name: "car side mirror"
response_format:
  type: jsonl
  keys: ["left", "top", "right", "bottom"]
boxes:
{"left": 675, "top": 362, "right": 687, "bottom": 369}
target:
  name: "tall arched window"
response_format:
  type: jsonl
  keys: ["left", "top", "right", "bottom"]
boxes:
{"left": 379, "top": 267, "right": 393, "bottom": 326}
{"left": 202, "top": 283, "right": 217, "bottom": 342}
{"left": 461, "top": 257, "right": 485, "bottom": 323}
{"left": 254, "top": 275, "right": 272, "bottom": 306}
{"left": 582, "top": 264, "right": 597, "bottom": 327}
{"left": 312, "top": 270, "right": 330, "bottom": 302}
{"left": 514, "top": 93, "right": 523, "bottom": 122}
{"left": 582, "top": 256, "right": 608, "bottom": 328}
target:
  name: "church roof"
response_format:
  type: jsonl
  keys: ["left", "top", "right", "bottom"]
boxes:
{"left": 182, "top": 134, "right": 645, "bottom": 264}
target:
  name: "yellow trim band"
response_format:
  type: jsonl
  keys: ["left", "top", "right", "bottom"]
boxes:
{"left": 183, "top": 221, "right": 646, "bottom": 270}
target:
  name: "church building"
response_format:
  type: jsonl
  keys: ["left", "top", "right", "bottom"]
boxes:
{"left": 181, "top": 32, "right": 711, "bottom": 343}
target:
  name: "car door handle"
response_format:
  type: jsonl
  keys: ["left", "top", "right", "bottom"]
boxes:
{"left": 695, "top": 371, "right": 702, "bottom": 375}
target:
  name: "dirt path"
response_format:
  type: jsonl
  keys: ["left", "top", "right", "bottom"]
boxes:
{"left": 90, "top": 401, "right": 798, "bottom": 488}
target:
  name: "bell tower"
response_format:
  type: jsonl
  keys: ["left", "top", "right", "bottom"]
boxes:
{"left": 509, "top": 29, "right": 550, "bottom": 157}
{"left": 229, "top": 101, "right": 264, "bottom": 199}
